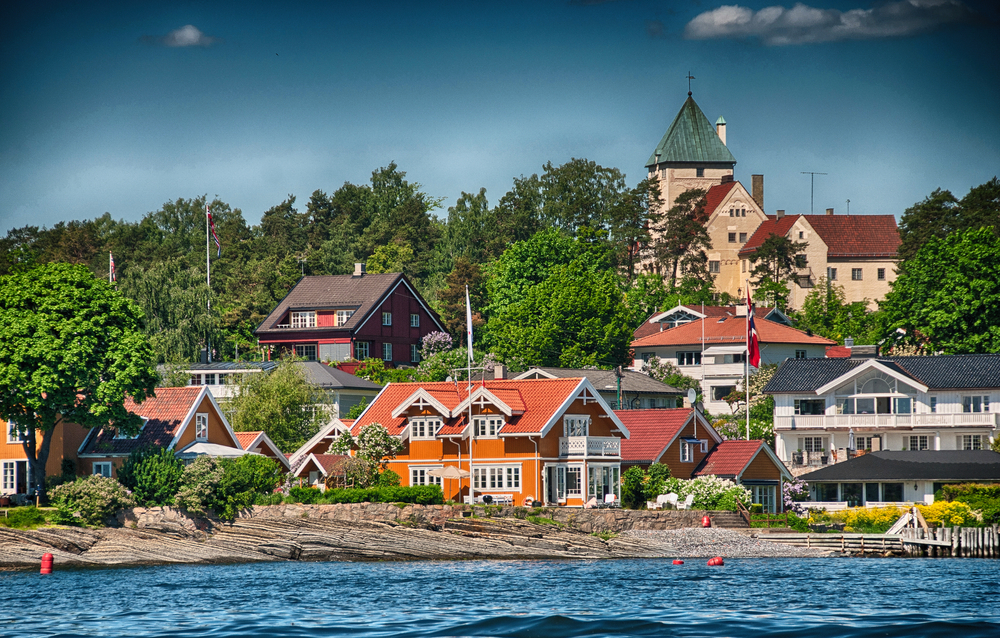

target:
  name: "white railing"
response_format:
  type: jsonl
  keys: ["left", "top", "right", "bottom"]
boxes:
{"left": 775, "top": 412, "right": 999, "bottom": 430}
{"left": 558, "top": 436, "right": 620, "bottom": 457}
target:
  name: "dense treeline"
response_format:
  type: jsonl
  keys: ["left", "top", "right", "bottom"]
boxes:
{"left": 2, "top": 164, "right": 998, "bottom": 364}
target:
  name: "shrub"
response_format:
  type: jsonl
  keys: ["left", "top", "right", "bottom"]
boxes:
{"left": 918, "top": 500, "right": 973, "bottom": 527}
{"left": 841, "top": 506, "right": 903, "bottom": 533}
{"left": 782, "top": 478, "right": 810, "bottom": 515}
{"left": 50, "top": 475, "right": 135, "bottom": 526}
{"left": 288, "top": 486, "right": 324, "bottom": 504}
{"left": 643, "top": 463, "right": 671, "bottom": 503}
{"left": 117, "top": 447, "right": 185, "bottom": 506}
{"left": 0, "top": 506, "right": 48, "bottom": 529}
{"left": 321, "top": 485, "right": 443, "bottom": 505}
{"left": 174, "top": 456, "right": 224, "bottom": 516}
{"left": 215, "top": 455, "right": 285, "bottom": 520}
{"left": 939, "top": 483, "right": 1000, "bottom": 525}
{"left": 376, "top": 469, "right": 401, "bottom": 487}
{"left": 621, "top": 466, "right": 646, "bottom": 509}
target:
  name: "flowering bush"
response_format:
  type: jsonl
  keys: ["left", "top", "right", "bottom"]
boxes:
{"left": 917, "top": 500, "right": 974, "bottom": 527}
{"left": 841, "top": 506, "right": 903, "bottom": 533}
{"left": 420, "top": 331, "right": 453, "bottom": 359}
{"left": 783, "top": 478, "right": 810, "bottom": 515}
{"left": 660, "top": 475, "right": 751, "bottom": 511}
{"left": 50, "top": 475, "right": 136, "bottom": 527}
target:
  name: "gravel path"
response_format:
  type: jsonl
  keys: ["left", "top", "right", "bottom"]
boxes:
{"left": 618, "top": 528, "right": 832, "bottom": 558}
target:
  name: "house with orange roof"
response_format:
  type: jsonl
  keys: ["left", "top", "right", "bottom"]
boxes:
{"left": 633, "top": 304, "right": 791, "bottom": 340}
{"left": 346, "top": 377, "right": 629, "bottom": 506}
{"left": 631, "top": 316, "right": 834, "bottom": 414}
{"left": 294, "top": 453, "right": 351, "bottom": 489}
{"left": 234, "top": 431, "right": 291, "bottom": 471}
{"left": 617, "top": 408, "right": 792, "bottom": 512}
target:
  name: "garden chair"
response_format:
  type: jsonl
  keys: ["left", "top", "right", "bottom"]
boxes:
{"left": 677, "top": 494, "right": 695, "bottom": 510}
{"left": 655, "top": 494, "right": 674, "bottom": 510}
{"left": 604, "top": 493, "right": 619, "bottom": 508}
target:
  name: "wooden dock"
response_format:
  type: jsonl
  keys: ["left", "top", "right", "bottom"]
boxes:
{"left": 760, "top": 532, "right": 902, "bottom": 554}
{"left": 759, "top": 526, "right": 1000, "bottom": 557}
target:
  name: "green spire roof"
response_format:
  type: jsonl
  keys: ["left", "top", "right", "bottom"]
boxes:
{"left": 646, "top": 97, "right": 737, "bottom": 168}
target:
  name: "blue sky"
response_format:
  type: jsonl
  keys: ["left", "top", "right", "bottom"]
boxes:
{"left": 2, "top": 1, "right": 997, "bottom": 232}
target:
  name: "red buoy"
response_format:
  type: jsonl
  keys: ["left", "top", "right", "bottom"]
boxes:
{"left": 40, "top": 553, "right": 53, "bottom": 575}
{"left": 672, "top": 559, "right": 684, "bottom": 565}
{"left": 702, "top": 515, "right": 712, "bottom": 528}
{"left": 707, "top": 556, "right": 724, "bottom": 566}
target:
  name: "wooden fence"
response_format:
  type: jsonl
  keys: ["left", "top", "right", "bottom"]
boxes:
{"left": 761, "top": 527, "right": 1000, "bottom": 557}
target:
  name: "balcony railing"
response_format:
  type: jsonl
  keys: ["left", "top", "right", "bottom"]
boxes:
{"left": 775, "top": 413, "right": 999, "bottom": 430}
{"left": 558, "top": 436, "right": 620, "bottom": 457}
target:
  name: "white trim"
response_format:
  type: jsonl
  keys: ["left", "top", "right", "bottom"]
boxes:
{"left": 734, "top": 443, "right": 794, "bottom": 482}
{"left": 391, "top": 388, "right": 452, "bottom": 419}
{"left": 537, "top": 379, "right": 630, "bottom": 439}
{"left": 295, "top": 453, "right": 331, "bottom": 478}
{"left": 289, "top": 418, "right": 354, "bottom": 466}
{"left": 649, "top": 305, "right": 708, "bottom": 324}
{"left": 815, "top": 359, "right": 929, "bottom": 395}
{"left": 453, "top": 386, "right": 515, "bottom": 417}
{"left": 237, "top": 431, "right": 291, "bottom": 470}
{"left": 512, "top": 368, "right": 559, "bottom": 380}
{"left": 354, "top": 277, "right": 447, "bottom": 334}
{"left": 650, "top": 411, "right": 722, "bottom": 464}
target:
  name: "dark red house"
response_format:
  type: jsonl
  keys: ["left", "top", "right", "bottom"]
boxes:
{"left": 255, "top": 265, "right": 446, "bottom": 366}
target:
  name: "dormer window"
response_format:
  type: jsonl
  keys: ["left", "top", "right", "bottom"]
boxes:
{"left": 410, "top": 417, "right": 442, "bottom": 440}
{"left": 473, "top": 416, "right": 503, "bottom": 438}
{"left": 336, "top": 310, "right": 354, "bottom": 326}
{"left": 291, "top": 311, "right": 316, "bottom": 328}
{"left": 563, "top": 415, "right": 589, "bottom": 437}
{"left": 114, "top": 417, "right": 147, "bottom": 440}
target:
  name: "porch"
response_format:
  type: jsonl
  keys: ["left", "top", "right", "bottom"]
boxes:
{"left": 558, "top": 436, "right": 620, "bottom": 458}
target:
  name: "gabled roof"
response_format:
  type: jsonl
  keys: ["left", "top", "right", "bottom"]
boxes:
{"left": 255, "top": 273, "right": 445, "bottom": 335}
{"left": 800, "top": 450, "right": 1000, "bottom": 482}
{"left": 295, "top": 453, "right": 351, "bottom": 478}
{"left": 764, "top": 354, "right": 1000, "bottom": 394}
{"left": 635, "top": 305, "right": 791, "bottom": 340}
{"left": 694, "top": 440, "right": 791, "bottom": 481}
{"left": 288, "top": 418, "right": 355, "bottom": 468}
{"left": 351, "top": 378, "right": 624, "bottom": 438}
{"left": 233, "top": 430, "right": 291, "bottom": 470}
{"left": 632, "top": 316, "right": 834, "bottom": 349}
{"left": 739, "top": 215, "right": 900, "bottom": 259}
{"left": 646, "top": 96, "right": 737, "bottom": 167}
{"left": 78, "top": 386, "right": 235, "bottom": 456}
{"left": 298, "top": 362, "right": 383, "bottom": 392}
{"left": 703, "top": 181, "right": 739, "bottom": 216}
{"left": 616, "top": 409, "right": 718, "bottom": 464}
{"left": 514, "top": 367, "right": 682, "bottom": 396}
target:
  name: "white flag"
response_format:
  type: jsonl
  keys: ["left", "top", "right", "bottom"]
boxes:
{"left": 465, "top": 285, "right": 473, "bottom": 363}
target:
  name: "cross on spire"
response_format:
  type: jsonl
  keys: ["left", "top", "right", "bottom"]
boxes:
{"left": 686, "top": 72, "right": 695, "bottom": 96}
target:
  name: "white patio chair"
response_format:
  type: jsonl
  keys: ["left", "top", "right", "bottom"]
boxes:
{"left": 604, "top": 493, "right": 618, "bottom": 508}
{"left": 655, "top": 494, "right": 674, "bottom": 510}
{"left": 677, "top": 494, "right": 695, "bottom": 510}
{"left": 663, "top": 493, "right": 679, "bottom": 510}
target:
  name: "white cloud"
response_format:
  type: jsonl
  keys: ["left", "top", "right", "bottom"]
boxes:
{"left": 141, "top": 25, "right": 218, "bottom": 48}
{"left": 684, "top": 1, "right": 974, "bottom": 45}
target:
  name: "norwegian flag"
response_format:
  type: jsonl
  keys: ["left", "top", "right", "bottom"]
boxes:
{"left": 109, "top": 251, "right": 116, "bottom": 283}
{"left": 746, "top": 285, "right": 761, "bottom": 368}
{"left": 207, "top": 205, "right": 221, "bottom": 257}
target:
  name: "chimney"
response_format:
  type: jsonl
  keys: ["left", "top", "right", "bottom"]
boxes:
{"left": 752, "top": 174, "right": 764, "bottom": 209}
{"left": 200, "top": 347, "right": 208, "bottom": 364}
{"left": 826, "top": 208, "right": 834, "bottom": 216}
{"left": 844, "top": 337, "right": 855, "bottom": 348}
{"left": 850, "top": 345, "right": 879, "bottom": 358}
{"left": 353, "top": 262, "right": 366, "bottom": 277}
{"left": 721, "top": 174, "right": 734, "bottom": 183}
{"left": 715, "top": 116, "right": 727, "bottom": 146}
{"left": 494, "top": 364, "right": 506, "bottom": 380}
{"left": 776, "top": 209, "right": 785, "bottom": 220}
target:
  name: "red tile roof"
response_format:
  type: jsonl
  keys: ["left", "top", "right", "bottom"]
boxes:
{"left": 825, "top": 346, "right": 851, "bottom": 358}
{"left": 351, "top": 378, "right": 586, "bottom": 437}
{"left": 631, "top": 316, "right": 834, "bottom": 348}
{"left": 739, "top": 215, "right": 900, "bottom": 259}
{"left": 704, "top": 181, "right": 739, "bottom": 217}
{"left": 615, "top": 409, "right": 693, "bottom": 463}
{"left": 313, "top": 453, "right": 350, "bottom": 473}
{"left": 79, "top": 386, "right": 206, "bottom": 455}
{"left": 633, "top": 305, "right": 783, "bottom": 340}
{"left": 693, "top": 440, "right": 764, "bottom": 477}
{"left": 234, "top": 431, "right": 261, "bottom": 449}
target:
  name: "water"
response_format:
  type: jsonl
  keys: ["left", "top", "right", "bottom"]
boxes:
{"left": 5, "top": 558, "right": 999, "bottom": 637}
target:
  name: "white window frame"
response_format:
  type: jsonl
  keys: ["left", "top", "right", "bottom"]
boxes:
{"left": 908, "top": 435, "right": 929, "bottom": 451}
{"left": 409, "top": 417, "right": 442, "bottom": 440}
{"left": 877, "top": 268, "right": 886, "bottom": 281}
{"left": 563, "top": 415, "right": 589, "bottom": 437}
{"left": 410, "top": 313, "right": 420, "bottom": 328}
{"left": 680, "top": 440, "right": 695, "bottom": 463}
{"left": 290, "top": 311, "right": 317, "bottom": 328}
{"left": 2, "top": 461, "right": 16, "bottom": 492}
{"left": 852, "top": 268, "right": 863, "bottom": 281}
{"left": 189, "top": 373, "right": 202, "bottom": 386}
{"left": 355, "top": 341, "right": 370, "bottom": 359}
{"left": 828, "top": 268, "right": 837, "bottom": 281}
{"left": 7, "top": 421, "right": 24, "bottom": 444}
{"left": 676, "top": 351, "right": 701, "bottom": 366}
{"left": 930, "top": 396, "right": 937, "bottom": 413}
{"left": 382, "top": 312, "right": 392, "bottom": 326}
{"left": 294, "top": 344, "right": 317, "bottom": 360}
{"left": 795, "top": 350, "right": 807, "bottom": 359}
{"left": 708, "top": 260, "right": 720, "bottom": 273}
{"left": 960, "top": 434, "right": 983, "bottom": 450}
{"left": 93, "top": 462, "right": 112, "bottom": 478}
{"left": 410, "top": 466, "right": 443, "bottom": 487}
{"left": 382, "top": 342, "right": 392, "bottom": 361}
{"left": 410, "top": 344, "right": 420, "bottom": 363}
{"left": 473, "top": 464, "right": 521, "bottom": 492}
{"left": 473, "top": 415, "right": 504, "bottom": 438}
{"left": 195, "top": 413, "right": 209, "bottom": 441}
{"left": 962, "top": 395, "right": 990, "bottom": 413}
{"left": 335, "top": 310, "right": 354, "bottom": 326}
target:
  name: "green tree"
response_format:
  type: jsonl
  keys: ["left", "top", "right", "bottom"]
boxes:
{"left": 794, "top": 277, "right": 885, "bottom": 345}
{"left": 116, "top": 447, "right": 185, "bottom": 507}
{"left": 643, "top": 356, "right": 700, "bottom": 394}
{"left": 227, "top": 358, "right": 330, "bottom": 453}
{"left": 747, "top": 233, "right": 807, "bottom": 309}
{"left": 365, "top": 240, "right": 414, "bottom": 275}
{"left": 0, "top": 263, "right": 157, "bottom": 500}
{"left": 649, "top": 188, "right": 713, "bottom": 289}
{"left": 437, "top": 257, "right": 484, "bottom": 339}
{"left": 897, "top": 178, "right": 1000, "bottom": 262}
{"left": 330, "top": 423, "right": 403, "bottom": 488}
{"left": 621, "top": 466, "right": 647, "bottom": 509}
{"left": 608, "top": 178, "right": 658, "bottom": 281}
{"left": 882, "top": 226, "right": 1000, "bottom": 353}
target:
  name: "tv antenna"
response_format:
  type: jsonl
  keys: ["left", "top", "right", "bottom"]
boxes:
{"left": 801, "top": 172, "right": 827, "bottom": 214}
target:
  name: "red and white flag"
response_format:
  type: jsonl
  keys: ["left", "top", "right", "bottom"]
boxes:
{"left": 746, "top": 285, "right": 761, "bottom": 368}
{"left": 109, "top": 251, "right": 116, "bottom": 283}
{"left": 207, "top": 205, "right": 221, "bottom": 257}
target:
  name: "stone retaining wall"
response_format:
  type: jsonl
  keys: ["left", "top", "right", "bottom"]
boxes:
{"left": 119, "top": 503, "right": 746, "bottom": 534}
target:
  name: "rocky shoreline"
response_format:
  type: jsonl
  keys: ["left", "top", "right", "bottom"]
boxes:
{"left": 0, "top": 503, "right": 829, "bottom": 570}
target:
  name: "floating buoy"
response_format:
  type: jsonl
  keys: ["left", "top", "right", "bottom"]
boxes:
{"left": 40, "top": 553, "right": 53, "bottom": 575}
{"left": 707, "top": 556, "right": 724, "bottom": 566}
{"left": 672, "top": 559, "right": 684, "bottom": 565}
{"left": 702, "top": 515, "right": 712, "bottom": 528}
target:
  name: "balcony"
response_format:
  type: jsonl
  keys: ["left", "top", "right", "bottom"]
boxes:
{"left": 775, "top": 412, "right": 999, "bottom": 430}
{"left": 559, "top": 436, "right": 620, "bottom": 458}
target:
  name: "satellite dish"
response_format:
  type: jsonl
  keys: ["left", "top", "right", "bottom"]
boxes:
{"left": 687, "top": 388, "right": 697, "bottom": 405}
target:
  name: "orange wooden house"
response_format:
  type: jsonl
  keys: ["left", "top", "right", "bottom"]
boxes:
{"left": 348, "top": 377, "right": 630, "bottom": 506}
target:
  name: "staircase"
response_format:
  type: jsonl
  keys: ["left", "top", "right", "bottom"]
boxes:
{"left": 709, "top": 511, "right": 749, "bottom": 528}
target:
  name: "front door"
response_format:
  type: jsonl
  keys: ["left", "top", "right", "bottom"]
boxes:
{"left": 547, "top": 466, "right": 567, "bottom": 503}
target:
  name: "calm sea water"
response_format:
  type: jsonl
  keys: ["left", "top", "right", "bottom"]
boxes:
{"left": 5, "top": 558, "right": 999, "bottom": 637}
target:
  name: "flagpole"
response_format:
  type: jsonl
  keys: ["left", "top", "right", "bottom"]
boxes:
{"left": 745, "top": 280, "right": 751, "bottom": 440}
{"left": 109, "top": 252, "right": 112, "bottom": 284}
{"left": 206, "top": 204, "right": 211, "bottom": 363}
{"left": 466, "top": 285, "right": 474, "bottom": 505}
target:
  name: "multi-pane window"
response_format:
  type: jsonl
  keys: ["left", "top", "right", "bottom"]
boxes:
{"left": 676, "top": 351, "right": 701, "bottom": 366}
{"left": 1, "top": 461, "right": 15, "bottom": 491}
{"left": 709, "top": 261, "right": 720, "bottom": 273}
{"left": 473, "top": 465, "right": 520, "bottom": 490}
{"left": 563, "top": 416, "right": 588, "bottom": 437}
{"left": 474, "top": 416, "right": 504, "bottom": 438}
{"left": 294, "top": 344, "right": 317, "bottom": 361}
{"left": 962, "top": 396, "right": 990, "bottom": 413}
{"left": 794, "top": 399, "right": 825, "bottom": 415}
{"left": 680, "top": 440, "right": 700, "bottom": 462}
{"left": 93, "top": 462, "right": 112, "bottom": 477}
{"left": 410, "top": 344, "right": 420, "bottom": 363}
{"left": 566, "top": 467, "right": 582, "bottom": 495}
{"left": 877, "top": 268, "right": 886, "bottom": 281}
{"left": 409, "top": 417, "right": 442, "bottom": 439}
{"left": 189, "top": 374, "right": 202, "bottom": 386}
{"left": 410, "top": 313, "right": 420, "bottom": 327}
{"left": 382, "top": 312, "right": 392, "bottom": 326}
{"left": 856, "top": 436, "right": 875, "bottom": 451}
{"left": 908, "top": 435, "right": 929, "bottom": 451}
{"left": 723, "top": 353, "right": 745, "bottom": 364}
{"left": 382, "top": 343, "right": 392, "bottom": 361}
{"left": 410, "top": 467, "right": 442, "bottom": 486}
{"left": 355, "top": 341, "right": 370, "bottom": 359}
{"left": 7, "top": 421, "right": 23, "bottom": 444}
{"left": 739, "top": 232, "right": 747, "bottom": 243}
{"left": 795, "top": 350, "right": 807, "bottom": 359}
{"left": 752, "top": 485, "right": 775, "bottom": 512}
{"left": 801, "top": 437, "right": 826, "bottom": 453}
{"left": 195, "top": 413, "right": 208, "bottom": 441}
{"left": 828, "top": 268, "right": 837, "bottom": 280}
{"left": 290, "top": 311, "right": 316, "bottom": 328}
{"left": 728, "top": 232, "right": 737, "bottom": 243}
{"left": 961, "top": 435, "right": 984, "bottom": 450}
{"left": 336, "top": 310, "right": 354, "bottom": 326}
{"left": 852, "top": 268, "right": 863, "bottom": 281}
{"left": 696, "top": 167, "right": 705, "bottom": 177}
